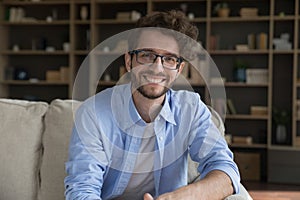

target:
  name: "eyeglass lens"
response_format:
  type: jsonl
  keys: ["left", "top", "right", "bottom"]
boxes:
{"left": 134, "top": 50, "right": 180, "bottom": 70}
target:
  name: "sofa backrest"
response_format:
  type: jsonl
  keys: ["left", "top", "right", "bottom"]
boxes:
{"left": 0, "top": 99, "right": 48, "bottom": 200}
{"left": 38, "top": 99, "right": 81, "bottom": 200}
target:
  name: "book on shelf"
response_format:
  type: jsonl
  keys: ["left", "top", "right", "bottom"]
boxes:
{"left": 227, "top": 99, "right": 237, "bottom": 115}
{"left": 256, "top": 32, "right": 268, "bottom": 50}
{"left": 232, "top": 136, "right": 253, "bottom": 145}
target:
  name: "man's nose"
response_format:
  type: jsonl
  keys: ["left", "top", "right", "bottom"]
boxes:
{"left": 152, "top": 56, "right": 164, "bottom": 70}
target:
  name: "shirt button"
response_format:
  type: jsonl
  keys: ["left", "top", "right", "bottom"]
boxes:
{"left": 117, "top": 189, "right": 122, "bottom": 193}
{"left": 125, "top": 165, "right": 130, "bottom": 171}
{"left": 159, "top": 136, "right": 163, "bottom": 141}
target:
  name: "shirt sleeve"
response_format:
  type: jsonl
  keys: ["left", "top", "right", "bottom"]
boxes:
{"left": 188, "top": 99, "right": 241, "bottom": 194}
{"left": 64, "top": 104, "right": 109, "bottom": 200}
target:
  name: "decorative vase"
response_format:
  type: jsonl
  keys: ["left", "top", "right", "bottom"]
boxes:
{"left": 276, "top": 124, "right": 287, "bottom": 144}
{"left": 80, "top": 6, "right": 88, "bottom": 20}
{"left": 218, "top": 8, "right": 230, "bottom": 17}
{"left": 233, "top": 68, "right": 246, "bottom": 82}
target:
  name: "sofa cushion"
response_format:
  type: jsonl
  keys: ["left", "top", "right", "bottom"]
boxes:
{"left": 38, "top": 99, "right": 81, "bottom": 200}
{"left": 0, "top": 99, "right": 48, "bottom": 200}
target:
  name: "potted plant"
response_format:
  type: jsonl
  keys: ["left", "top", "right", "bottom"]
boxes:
{"left": 233, "top": 59, "right": 248, "bottom": 82}
{"left": 272, "top": 107, "right": 289, "bottom": 144}
{"left": 214, "top": 2, "right": 230, "bottom": 17}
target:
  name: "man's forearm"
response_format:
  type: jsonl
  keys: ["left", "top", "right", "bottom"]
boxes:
{"left": 191, "top": 170, "right": 234, "bottom": 199}
{"left": 150, "top": 170, "right": 234, "bottom": 200}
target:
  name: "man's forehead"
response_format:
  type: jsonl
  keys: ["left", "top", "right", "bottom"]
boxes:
{"left": 135, "top": 30, "right": 180, "bottom": 55}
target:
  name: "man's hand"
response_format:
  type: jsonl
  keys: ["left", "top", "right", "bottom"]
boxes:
{"left": 144, "top": 193, "right": 154, "bottom": 200}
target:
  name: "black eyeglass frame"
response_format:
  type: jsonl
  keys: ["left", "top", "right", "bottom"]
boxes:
{"left": 129, "top": 49, "right": 184, "bottom": 70}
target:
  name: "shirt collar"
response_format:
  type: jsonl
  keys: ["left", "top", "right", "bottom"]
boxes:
{"left": 112, "top": 83, "right": 176, "bottom": 131}
{"left": 159, "top": 90, "right": 176, "bottom": 125}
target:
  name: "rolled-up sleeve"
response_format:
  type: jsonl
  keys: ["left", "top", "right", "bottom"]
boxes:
{"left": 188, "top": 100, "right": 240, "bottom": 194}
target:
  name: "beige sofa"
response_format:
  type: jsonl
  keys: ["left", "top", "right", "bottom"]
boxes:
{"left": 0, "top": 98, "right": 252, "bottom": 200}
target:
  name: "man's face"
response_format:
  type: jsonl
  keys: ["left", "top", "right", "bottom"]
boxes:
{"left": 125, "top": 30, "right": 184, "bottom": 99}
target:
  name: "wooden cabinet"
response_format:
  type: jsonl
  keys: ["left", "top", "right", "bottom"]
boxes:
{"left": 0, "top": 0, "right": 71, "bottom": 101}
{"left": 1, "top": 0, "right": 300, "bottom": 183}
{"left": 207, "top": 0, "right": 271, "bottom": 181}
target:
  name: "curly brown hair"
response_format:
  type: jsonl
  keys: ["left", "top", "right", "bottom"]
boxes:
{"left": 128, "top": 10, "right": 199, "bottom": 54}
{"left": 136, "top": 10, "right": 198, "bottom": 40}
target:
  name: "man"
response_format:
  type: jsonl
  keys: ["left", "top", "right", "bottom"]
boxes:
{"left": 65, "top": 10, "right": 240, "bottom": 200}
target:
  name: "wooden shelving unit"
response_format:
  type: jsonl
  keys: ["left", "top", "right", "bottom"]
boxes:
{"left": 1, "top": 0, "right": 300, "bottom": 183}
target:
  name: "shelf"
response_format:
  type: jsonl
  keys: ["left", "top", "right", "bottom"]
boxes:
{"left": 226, "top": 114, "right": 269, "bottom": 120}
{"left": 151, "top": 0, "right": 202, "bottom": 2}
{"left": 224, "top": 82, "right": 269, "bottom": 87}
{"left": 209, "top": 50, "right": 269, "bottom": 55}
{"left": 91, "top": 51, "right": 125, "bottom": 55}
{"left": 2, "top": 0, "right": 70, "bottom": 5}
{"left": 73, "top": 0, "right": 90, "bottom": 3}
{"left": 190, "top": 18, "right": 207, "bottom": 23}
{"left": 0, "top": 20, "right": 70, "bottom": 26}
{"left": 210, "top": 16, "right": 270, "bottom": 22}
{"left": 209, "top": 82, "right": 269, "bottom": 88}
{"left": 269, "top": 145, "right": 300, "bottom": 151}
{"left": 94, "top": 19, "right": 137, "bottom": 24}
{"left": 74, "top": 50, "right": 89, "bottom": 55}
{"left": 272, "top": 50, "right": 295, "bottom": 54}
{"left": 0, "top": 80, "right": 69, "bottom": 86}
{"left": 73, "top": 20, "right": 90, "bottom": 25}
{"left": 95, "top": 0, "right": 147, "bottom": 4}
{"left": 0, "top": 50, "right": 69, "bottom": 56}
{"left": 273, "top": 15, "right": 296, "bottom": 21}
{"left": 229, "top": 143, "right": 268, "bottom": 149}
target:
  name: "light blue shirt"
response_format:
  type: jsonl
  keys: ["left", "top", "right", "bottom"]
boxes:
{"left": 65, "top": 83, "right": 240, "bottom": 200}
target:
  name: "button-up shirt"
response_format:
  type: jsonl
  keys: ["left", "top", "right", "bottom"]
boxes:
{"left": 65, "top": 83, "right": 240, "bottom": 200}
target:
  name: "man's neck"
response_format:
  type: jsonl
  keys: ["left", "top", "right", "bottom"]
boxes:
{"left": 132, "top": 90, "right": 165, "bottom": 123}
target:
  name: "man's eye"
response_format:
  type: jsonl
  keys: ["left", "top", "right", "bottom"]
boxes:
{"left": 165, "top": 57, "right": 176, "bottom": 63}
{"left": 140, "top": 52, "right": 151, "bottom": 57}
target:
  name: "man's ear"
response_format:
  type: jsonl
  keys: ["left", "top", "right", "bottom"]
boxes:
{"left": 177, "top": 61, "right": 186, "bottom": 76}
{"left": 124, "top": 53, "right": 132, "bottom": 72}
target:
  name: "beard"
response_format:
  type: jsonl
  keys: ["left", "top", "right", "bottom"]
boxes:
{"left": 131, "top": 70, "right": 173, "bottom": 99}
{"left": 137, "top": 85, "right": 169, "bottom": 99}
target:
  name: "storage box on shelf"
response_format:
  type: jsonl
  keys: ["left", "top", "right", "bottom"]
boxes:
{"left": 295, "top": 137, "right": 300, "bottom": 147}
{"left": 234, "top": 152, "right": 261, "bottom": 181}
{"left": 246, "top": 69, "right": 268, "bottom": 84}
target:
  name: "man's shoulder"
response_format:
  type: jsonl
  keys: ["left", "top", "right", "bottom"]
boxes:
{"left": 169, "top": 89, "right": 201, "bottom": 105}
{"left": 80, "top": 84, "right": 129, "bottom": 109}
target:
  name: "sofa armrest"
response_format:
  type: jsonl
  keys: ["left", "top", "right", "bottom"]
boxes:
{"left": 225, "top": 194, "right": 247, "bottom": 200}
{"left": 224, "top": 183, "right": 253, "bottom": 200}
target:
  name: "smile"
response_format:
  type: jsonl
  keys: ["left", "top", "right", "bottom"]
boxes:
{"left": 143, "top": 75, "right": 166, "bottom": 84}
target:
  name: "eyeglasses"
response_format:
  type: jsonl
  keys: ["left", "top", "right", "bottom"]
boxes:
{"left": 129, "top": 49, "right": 183, "bottom": 70}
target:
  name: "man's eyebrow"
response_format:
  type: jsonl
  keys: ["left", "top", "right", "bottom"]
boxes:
{"left": 138, "top": 48, "right": 179, "bottom": 57}
{"left": 138, "top": 48, "right": 154, "bottom": 52}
